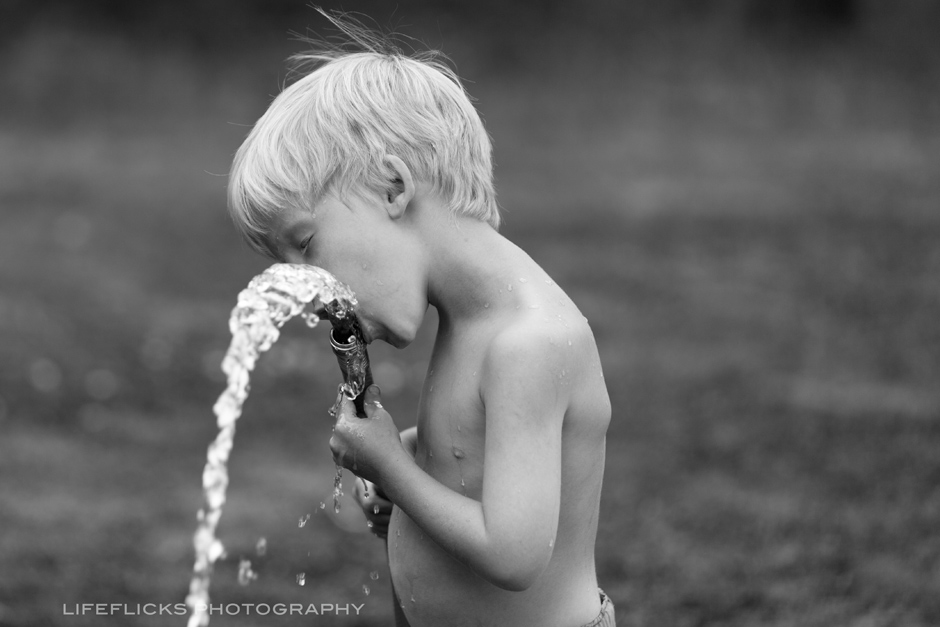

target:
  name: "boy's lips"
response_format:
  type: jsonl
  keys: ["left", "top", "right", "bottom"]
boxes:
{"left": 360, "top": 321, "right": 375, "bottom": 345}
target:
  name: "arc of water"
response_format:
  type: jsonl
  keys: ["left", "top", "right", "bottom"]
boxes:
{"left": 185, "top": 264, "right": 359, "bottom": 627}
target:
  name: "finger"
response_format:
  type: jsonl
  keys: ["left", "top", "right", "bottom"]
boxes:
{"left": 363, "top": 385, "right": 383, "bottom": 419}
{"left": 337, "top": 393, "right": 357, "bottom": 421}
{"left": 372, "top": 482, "right": 390, "bottom": 501}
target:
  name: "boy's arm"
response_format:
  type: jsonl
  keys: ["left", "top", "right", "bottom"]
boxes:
{"left": 332, "top": 331, "right": 567, "bottom": 591}
{"left": 399, "top": 425, "right": 418, "bottom": 458}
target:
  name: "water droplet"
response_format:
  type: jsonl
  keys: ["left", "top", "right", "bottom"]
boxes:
{"left": 519, "top": 277, "right": 527, "bottom": 283}
{"left": 410, "top": 595, "right": 416, "bottom": 603}
{"left": 397, "top": 529, "right": 401, "bottom": 537}
{"left": 460, "top": 478, "right": 466, "bottom": 487}
{"left": 549, "top": 538, "right": 554, "bottom": 548}
{"left": 296, "top": 572, "right": 306, "bottom": 586}
{"left": 483, "top": 302, "right": 490, "bottom": 308}
{"left": 374, "top": 505, "right": 381, "bottom": 514}
{"left": 370, "top": 571, "right": 380, "bottom": 580}
{"left": 452, "top": 446, "right": 465, "bottom": 459}
{"left": 238, "top": 559, "right": 257, "bottom": 586}
{"left": 529, "top": 304, "right": 540, "bottom": 309}
{"left": 367, "top": 521, "right": 374, "bottom": 528}
{"left": 298, "top": 514, "right": 310, "bottom": 528}
{"left": 255, "top": 537, "right": 267, "bottom": 556}
{"left": 300, "top": 311, "right": 320, "bottom": 328}
{"left": 319, "top": 502, "right": 326, "bottom": 510}
{"left": 545, "top": 279, "right": 554, "bottom": 285}
{"left": 333, "top": 465, "right": 344, "bottom": 513}
{"left": 507, "top": 284, "right": 513, "bottom": 291}
{"left": 363, "top": 585, "right": 371, "bottom": 595}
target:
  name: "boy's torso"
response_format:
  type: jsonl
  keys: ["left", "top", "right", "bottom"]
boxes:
{"left": 387, "top": 279, "right": 611, "bottom": 627}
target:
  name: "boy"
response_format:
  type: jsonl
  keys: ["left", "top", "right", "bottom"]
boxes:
{"left": 227, "top": 14, "right": 613, "bottom": 627}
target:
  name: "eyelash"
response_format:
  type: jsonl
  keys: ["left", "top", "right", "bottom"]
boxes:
{"left": 300, "top": 236, "right": 313, "bottom": 252}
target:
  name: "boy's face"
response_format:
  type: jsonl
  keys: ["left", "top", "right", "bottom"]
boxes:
{"left": 266, "top": 191, "right": 428, "bottom": 348}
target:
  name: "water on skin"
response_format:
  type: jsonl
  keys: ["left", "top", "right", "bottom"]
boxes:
{"left": 185, "top": 263, "right": 361, "bottom": 627}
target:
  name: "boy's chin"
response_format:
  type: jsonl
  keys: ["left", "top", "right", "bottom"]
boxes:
{"left": 379, "top": 325, "right": 415, "bottom": 349}
{"left": 384, "top": 331, "right": 412, "bottom": 349}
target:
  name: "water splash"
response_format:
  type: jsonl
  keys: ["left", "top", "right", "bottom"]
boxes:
{"left": 185, "top": 263, "right": 362, "bottom": 627}
{"left": 332, "top": 466, "right": 344, "bottom": 513}
{"left": 237, "top": 559, "right": 258, "bottom": 586}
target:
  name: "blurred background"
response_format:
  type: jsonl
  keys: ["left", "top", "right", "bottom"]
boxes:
{"left": 1, "top": 0, "right": 939, "bottom": 625}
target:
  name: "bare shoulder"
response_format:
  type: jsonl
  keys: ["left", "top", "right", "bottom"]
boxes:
{"left": 480, "top": 307, "right": 606, "bottom": 411}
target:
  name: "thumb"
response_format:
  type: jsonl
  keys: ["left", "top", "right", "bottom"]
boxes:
{"left": 336, "top": 391, "right": 357, "bottom": 420}
{"left": 363, "top": 385, "right": 383, "bottom": 418}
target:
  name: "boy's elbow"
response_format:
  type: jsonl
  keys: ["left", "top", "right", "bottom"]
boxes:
{"left": 482, "top": 552, "right": 549, "bottom": 592}
{"left": 490, "top": 569, "right": 539, "bottom": 592}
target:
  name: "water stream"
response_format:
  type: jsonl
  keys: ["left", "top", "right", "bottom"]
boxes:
{"left": 184, "top": 263, "right": 369, "bottom": 627}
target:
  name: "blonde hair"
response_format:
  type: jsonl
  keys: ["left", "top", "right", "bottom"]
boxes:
{"left": 228, "top": 11, "right": 499, "bottom": 257}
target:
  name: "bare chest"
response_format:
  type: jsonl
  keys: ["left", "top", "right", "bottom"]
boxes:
{"left": 413, "top": 337, "right": 487, "bottom": 495}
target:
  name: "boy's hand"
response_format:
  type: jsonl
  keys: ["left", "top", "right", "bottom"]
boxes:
{"left": 354, "top": 479, "right": 392, "bottom": 539}
{"left": 329, "top": 385, "right": 407, "bottom": 493}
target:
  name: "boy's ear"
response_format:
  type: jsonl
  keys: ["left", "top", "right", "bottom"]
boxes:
{"left": 382, "top": 155, "right": 414, "bottom": 220}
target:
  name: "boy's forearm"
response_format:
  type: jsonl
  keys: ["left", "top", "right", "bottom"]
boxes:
{"left": 399, "top": 425, "right": 418, "bottom": 458}
{"left": 379, "top": 453, "right": 538, "bottom": 591}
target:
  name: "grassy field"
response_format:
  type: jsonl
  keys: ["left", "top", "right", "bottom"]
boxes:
{"left": 1, "top": 23, "right": 939, "bottom": 627}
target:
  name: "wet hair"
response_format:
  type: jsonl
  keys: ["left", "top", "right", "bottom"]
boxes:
{"left": 228, "top": 10, "right": 499, "bottom": 257}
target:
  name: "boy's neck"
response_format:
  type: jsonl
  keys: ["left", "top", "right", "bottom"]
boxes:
{"left": 417, "top": 203, "right": 529, "bottom": 324}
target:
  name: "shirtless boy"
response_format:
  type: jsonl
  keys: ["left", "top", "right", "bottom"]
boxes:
{"left": 226, "top": 15, "right": 613, "bottom": 627}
